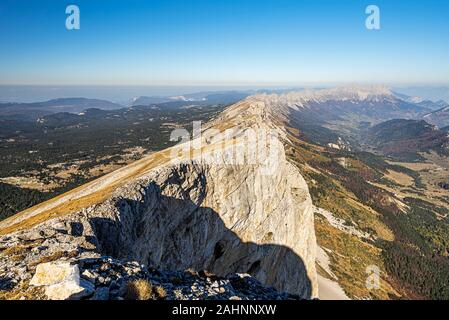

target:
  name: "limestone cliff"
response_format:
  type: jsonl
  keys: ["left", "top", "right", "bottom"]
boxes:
{"left": 0, "top": 97, "right": 318, "bottom": 299}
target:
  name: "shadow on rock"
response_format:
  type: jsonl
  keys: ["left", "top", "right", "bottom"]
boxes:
{"left": 89, "top": 182, "right": 313, "bottom": 298}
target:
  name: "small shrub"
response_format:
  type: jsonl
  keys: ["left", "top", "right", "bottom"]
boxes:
{"left": 124, "top": 279, "right": 153, "bottom": 300}
{"left": 153, "top": 285, "right": 167, "bottom": 299}
{"left": 124, "top": 279, "right": 168, "bottom": 300}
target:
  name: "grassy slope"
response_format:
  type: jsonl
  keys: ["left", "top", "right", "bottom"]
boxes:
{"left": 285, "top": 126, "right": 449, "bottom": 300}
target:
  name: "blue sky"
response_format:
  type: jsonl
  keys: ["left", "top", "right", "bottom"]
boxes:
{"left": 0, "top": 0, "right": 448, "bottom": 86}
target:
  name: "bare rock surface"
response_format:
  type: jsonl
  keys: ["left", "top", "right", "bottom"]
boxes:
{"left": 30, "top": 261, "right": 94, "bottom": 300}
{"left": 23, "top": 257, "right": 304, "bottom": 300}
{"left": 0, "top": 96, "right": 318, "bottom": 299}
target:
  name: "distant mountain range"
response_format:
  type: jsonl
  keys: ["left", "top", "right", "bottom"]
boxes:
{"left": 393, "top": 86, "right": 449, "bottom": 104}
{"left": 423, "top": 106, "right": 449, "bottom": 128}
{"left": 0, "top": 92, "right": 252, "bottom": 122}
{"left": 2, "top": 87, "right": 448, "bottom": 125}
{"left": 261, "top": 86, "right": 433, "bottom": 148}
{"left": 392, "top": 92, "right": 447, "bottom": 110}
{"left": 131, "top": 91, "right": 250, "bottom": 107}
{"left": 1, "top": 86, "right": 449, "bottom": 161}
{"left": 0, "top": 98, "right": 122, "bottom": 121}
{"left": 414, "top": 99, "right": 447, "bottom": 111}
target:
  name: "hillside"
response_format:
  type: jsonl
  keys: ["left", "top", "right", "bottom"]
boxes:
{"left": 362, "top": 119, "right": 449, "bottom": 161}
{"left": 423, "top": 106, "right": 449, "bottom": 128}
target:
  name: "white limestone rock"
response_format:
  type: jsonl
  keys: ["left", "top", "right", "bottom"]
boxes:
{"left": 30, "top": 261, "right": 94, "bottom": 300}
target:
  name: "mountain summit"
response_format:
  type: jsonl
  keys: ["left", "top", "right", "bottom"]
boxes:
{"left": 252, "top": 85, "right": 394, "bottom": 109}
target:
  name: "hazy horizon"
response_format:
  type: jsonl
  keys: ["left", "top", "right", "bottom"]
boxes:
{"left": 1, "top": 84, "right": 449, "bottom": 104}
{"left": 0, "top": 84, "right": 295, "bottom": 103}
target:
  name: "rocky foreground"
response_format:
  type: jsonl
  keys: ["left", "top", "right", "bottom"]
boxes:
{"left": 0, "top": 256, "right": 301, "bottom": 300}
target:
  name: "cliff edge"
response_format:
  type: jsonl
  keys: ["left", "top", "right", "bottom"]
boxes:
{"left": 0, "top": 96, "right": 318, "bottom": 300}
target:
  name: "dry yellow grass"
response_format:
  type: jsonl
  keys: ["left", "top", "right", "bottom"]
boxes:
{"left": 153, "top": 285, "right": 167, "bottom": 299}
{"left": 0, "top": 245, "right": 29, "bottom": 257}
{"left": 9, "top": 254, "right": 26, "bottom": 263}
{"left": 0, "top": 281, "right": 45, "bottom": 300}
{"left": 380, "top": 155, "right": 449, "bottom": 210}
{"left": 0, "top": 148, "right": 172, "bottom": 235}
{"left": 29, "top": 250, "right": 78, "bottom": 267}
{"left": 0, "top": 176, "right": 59, "bottom": 191}
{"left": 124, "top": 279, "right": 153, "bottom": 300}
{"left": 385, "top": 170, "right": 414, "bottom": 187}
{"left": 315, "top": 216, "right": 399, "bottom": 300}
{"left": 0, "top": 127, "right": 248, "bottom": 236}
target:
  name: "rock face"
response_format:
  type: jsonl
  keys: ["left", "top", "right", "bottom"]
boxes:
{"left": 0, "top": 96, "right": 318, "bottom": 299}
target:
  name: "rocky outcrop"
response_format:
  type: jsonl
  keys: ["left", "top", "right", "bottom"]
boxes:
{"left": 30, "top": 261, "right": 94, "bottom": 300}
{"left": 0, "top": 96, "right": 318, "bottom": 299}
{"left": 24, "top": 258, "right": 302, "bottom": 300}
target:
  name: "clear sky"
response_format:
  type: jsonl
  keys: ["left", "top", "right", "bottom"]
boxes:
{"left": 0, "top": 0, "right": 448, "bottom": 86}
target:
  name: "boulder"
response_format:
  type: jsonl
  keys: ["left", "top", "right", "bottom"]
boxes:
{"left": 30, "top": 261, "right": 94, "bottom": 300}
